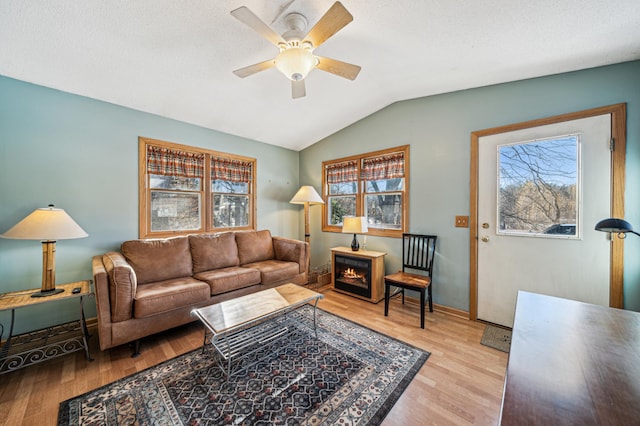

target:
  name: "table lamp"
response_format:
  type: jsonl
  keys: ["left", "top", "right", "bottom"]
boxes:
{"left": 595, "top": 218, "right": 640, "bottom": 238}
{"left": 1, "top": 204, "right": 88, "bottom": 297}
{"left": 290, "top": 185, "right": 324, "bottom": 244}
{"left": 342, "top": 216, "right": 368, "bottom": 251}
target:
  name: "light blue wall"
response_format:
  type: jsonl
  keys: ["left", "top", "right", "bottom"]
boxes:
{"left": 2, "top": 60, "right": 638, "bottom": 340}
{"left": 0, "top": 76, "right": 301, "bottom": 337}
{"left": 301, "top": 60, "right": 640, "bottom": 313}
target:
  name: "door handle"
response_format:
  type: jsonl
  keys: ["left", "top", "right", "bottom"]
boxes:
{"left": 481, "top": 236, "right": 490, "bottom": 242}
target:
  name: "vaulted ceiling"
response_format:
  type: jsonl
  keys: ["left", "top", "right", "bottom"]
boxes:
{"left": 1, "top": 1, "right": 639, "bottom": 151}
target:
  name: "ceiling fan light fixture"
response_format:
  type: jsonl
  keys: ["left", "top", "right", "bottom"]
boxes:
{"left": 275, "top": 47, "right": 318, "bottom": 81}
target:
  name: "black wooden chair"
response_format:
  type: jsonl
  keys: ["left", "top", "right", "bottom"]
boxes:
{"left": 384, "top": 234, "right": 437, "bottom": 329}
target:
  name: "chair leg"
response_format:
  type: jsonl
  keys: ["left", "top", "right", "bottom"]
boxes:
{"left": 428, "top": 285, "right": 433, "bottom": 312}
{"left": 419, "top": 289, "right": 425, "bottom": 329}
{"left": 384, "top": 281, "right": 390, "bottom": 317}
{"left": 401, "top": 288, "right": 405, "bottom": 305}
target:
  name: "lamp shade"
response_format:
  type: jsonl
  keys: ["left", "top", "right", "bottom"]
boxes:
{"left": 595, "top": 218, "right": 634, "bottom": 233}
{"left": 290, "top": 185, "right": 324, "bottom": 205}
{"left": 275, "top": 47, "right": 318, "bottom": 81}
{"left": 342, "top": 217, "right": 368, "bottom": 234}
{"left": 1, "top": 206, "right": 88, "bottom": 241}
{"left": 594, "top": 217, "right": 640, "bottom": 238}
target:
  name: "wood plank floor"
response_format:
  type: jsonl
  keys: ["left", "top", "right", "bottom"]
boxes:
{"left": 0, "top": 286, "right": 508, "bottom": 425}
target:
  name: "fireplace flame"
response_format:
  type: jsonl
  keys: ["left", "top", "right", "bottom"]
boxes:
{"left": 342, "top": 267, "right": 366, "bottom": 283}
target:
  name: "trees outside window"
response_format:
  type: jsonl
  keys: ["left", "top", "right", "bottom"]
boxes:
{"left": 498, "top": 135, "right": 579, "bottom": 236}
{"left": 322, "top": 146, "right": 409, "bottom": 238}
{"left": 139, "top": 137, "right": 256, "bottom": 238}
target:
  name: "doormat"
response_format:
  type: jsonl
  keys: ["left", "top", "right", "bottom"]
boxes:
{"left": 58, "top": 305, "right": 430, "bottom": 425}
{"left": 481, "top": 324, "right": 512, "bottom": 353}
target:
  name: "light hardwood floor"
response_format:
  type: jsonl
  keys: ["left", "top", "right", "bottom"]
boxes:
{"left": 0, "top": 286, "right": 508, "bottom": 425}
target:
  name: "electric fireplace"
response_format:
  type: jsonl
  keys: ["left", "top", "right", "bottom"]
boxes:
{"left": 331, "top": 247, "right": 386, "bottom": 303}
{"left": 334, "top": 254, "right": 371, "bottom": 298}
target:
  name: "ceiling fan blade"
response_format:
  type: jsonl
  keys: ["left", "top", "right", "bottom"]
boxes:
{"left": 292, "top": 79, "right": 306, "bottom": 99}
{"left": 315, "top": 56, "right": 361, "bottom": 80}
{"left": 231, "top": 6, "right": 286, "bottom": 46}
{"left": 305, "top": 2, "right": 353, "bottom": 49}
{"left": 232, "top": 59, "right": 275, "bottom": 78}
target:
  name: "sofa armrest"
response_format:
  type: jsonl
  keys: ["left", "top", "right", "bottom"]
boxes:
{"left": 272, "top": 236, "right": 309, "bottom": 274}
{"left": 92, "top": 255, "right": 114, "bottom": 350}
{"left": 101, "top": 251, "right": 138, "bottom": 323}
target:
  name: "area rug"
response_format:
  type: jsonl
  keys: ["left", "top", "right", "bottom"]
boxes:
{"left": 58, "top": 306, "right": 429, "bottom": 425}
{"left": 480, "top": 324, "right": 512, "bottom": 353}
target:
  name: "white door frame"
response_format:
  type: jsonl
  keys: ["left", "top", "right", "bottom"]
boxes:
{"left": 469, "top": 104, "right": 627, "bottom": 319}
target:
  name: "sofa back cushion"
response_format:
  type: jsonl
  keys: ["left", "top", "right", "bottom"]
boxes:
{"left": 235, "top": 230, "right": 274, "bottom": 265}
{"left": 121, "top": 236, "right": 193, "bottom": 284}
{"left": 189, "top": 232, "right": 239, "bottom": 273}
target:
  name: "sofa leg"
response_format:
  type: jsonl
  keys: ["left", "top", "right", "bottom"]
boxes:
{"left": 131, "top": 339, "right": 141, "bottom": 358}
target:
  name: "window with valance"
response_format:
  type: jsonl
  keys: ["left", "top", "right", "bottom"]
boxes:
{"left": 139, "top": 137, "right": 256, "bottom": 238}
{"left": 211, "top": 156, "right": 253, "bottom": 229}
{"left": 322, "top": 145, "right": 409, "bottom": 238}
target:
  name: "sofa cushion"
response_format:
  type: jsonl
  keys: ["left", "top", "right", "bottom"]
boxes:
{"left": 133, "top": 277, "right": 209, "bottom": 319}
{"left": 102, "top": 251, "right": 137, "bottom": 322}
{"left": 235, "top": 230, "right": 274, "bottom": 265}
{"left": 122, "top": 236, "right": 193, "bottom": 284}
{"left": 194, "top": 266, "right": 261, "bottom": 295}
{"left": 242, "top": 260, "right": 300, "bottom": 284}
{"left": 189, "top": 232, "right": 239, "bottom": 273}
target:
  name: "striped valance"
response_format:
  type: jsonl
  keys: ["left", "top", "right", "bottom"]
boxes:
{"left": 211, "top": 157, "right": 253, "bottom": 183}
{"left": 361, "top": 152, "right": 405, "bottom": 180}
{"left": 147, "top": 145, "right": 204, "bottom": 178}
{"left": 326, "top": 160, "right": 358, "bottom": 184}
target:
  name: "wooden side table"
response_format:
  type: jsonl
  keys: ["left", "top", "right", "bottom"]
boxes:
{"left": 0, "top": 280, "right": 93, "bottom": 374}
{"left": 331, "top": 247, "right": 386, "bottom": 303}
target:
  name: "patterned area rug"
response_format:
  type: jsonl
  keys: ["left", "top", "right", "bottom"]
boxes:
{"left": 58, "top": 306, "right": 429, "bottom": 425}
{"left": 480, "top": 324, "right": 512, "bottom": 353}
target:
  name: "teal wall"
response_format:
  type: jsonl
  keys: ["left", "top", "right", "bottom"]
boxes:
{"left": 0, "top": 76, "right": 301, "bottom": 337}
{"left": 2, "top": 60, "right": 638, "bottom": 340}
{"left": 301, "top": 60, "right": 640, "bottom": 313}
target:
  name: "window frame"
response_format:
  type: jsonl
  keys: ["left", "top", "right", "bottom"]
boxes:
{"left": 322, "top": 145, "right": 410, "bottom": 238}
{"left": 138, "top": 137, "right": 256, "bottom": 238}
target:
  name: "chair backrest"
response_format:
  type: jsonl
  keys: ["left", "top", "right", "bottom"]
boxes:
{"left": 402, "top": 233, "right": 437, "bottom": 276}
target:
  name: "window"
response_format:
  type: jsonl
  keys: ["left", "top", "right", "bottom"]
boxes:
{"left": 497, "top": 134, "right": 580, "bottom": 238}
{"left": 322, "top": 145, "right": 409, "bottom": 238}
{"left": 139, "top": 137, "right": 256, "bottom": 238}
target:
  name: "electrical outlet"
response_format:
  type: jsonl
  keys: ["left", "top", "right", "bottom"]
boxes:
{"left": 455, "top": 215, "right": 469, "bottom": 228}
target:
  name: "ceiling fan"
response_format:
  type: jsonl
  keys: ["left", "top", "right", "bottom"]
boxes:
{"left": 231, "top": 1, "right": 361, "bottom": 99}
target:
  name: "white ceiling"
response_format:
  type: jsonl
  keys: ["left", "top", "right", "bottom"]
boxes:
{"left": 1, "top": 1, "right": 639, "bottom": 151}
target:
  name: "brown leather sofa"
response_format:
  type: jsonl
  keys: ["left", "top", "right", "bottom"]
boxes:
{"left": 92, "top": 230, "right": 309, "bottom": 355}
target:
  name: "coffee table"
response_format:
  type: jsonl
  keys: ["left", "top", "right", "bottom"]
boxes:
{"left": 191, "top": 283, "right": 323, "bottom": 376}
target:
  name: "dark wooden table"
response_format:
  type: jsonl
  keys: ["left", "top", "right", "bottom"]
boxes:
{"left": 500, "top": 291, "right": 640, "bottom": 425}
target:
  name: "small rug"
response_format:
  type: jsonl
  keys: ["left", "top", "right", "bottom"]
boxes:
{"left": 481, "top": 324, "right": 512, "bottom": 353}
{"left": 58, "top": 306, "right": 429, "bottom": 425}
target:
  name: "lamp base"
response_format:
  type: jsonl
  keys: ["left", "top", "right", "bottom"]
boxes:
{"left": 31, "top": 288, "right": 65, "bottom": 298}
{"left": 351, "top": 234, "right": 360, "bottom": 251}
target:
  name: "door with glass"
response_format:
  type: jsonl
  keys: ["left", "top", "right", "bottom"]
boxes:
{"left": 476, "top": 114, "right": 612, "bottom": 327}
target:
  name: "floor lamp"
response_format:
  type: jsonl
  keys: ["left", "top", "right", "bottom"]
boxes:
{"left": 1, "top": 205, "right": 88, "bottom": 297}
{"left": 290, "top": 185, "right": 324, "bottom": 244}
